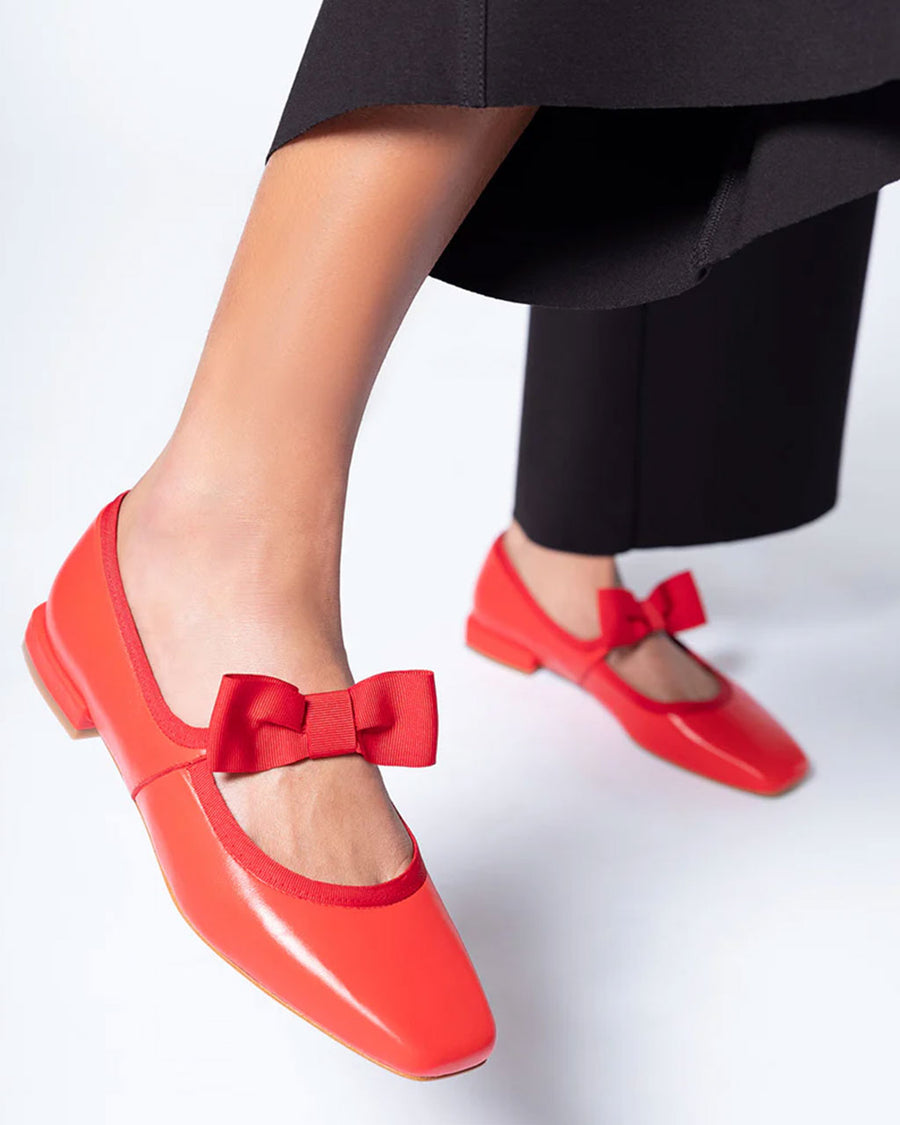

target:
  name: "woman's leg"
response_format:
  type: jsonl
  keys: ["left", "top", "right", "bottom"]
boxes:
{"left": 117, "top": 104, "right": 537, "bottom": 884}
{"left": 505, "top": 195, "right": 878, "bottom": 702}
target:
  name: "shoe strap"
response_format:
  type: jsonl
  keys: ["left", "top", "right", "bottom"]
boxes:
{"left": 596, "top": 571, "right": 706, "bottom": 653}
{"left": 206, "top": 670, "right": 438, "bottom": 773}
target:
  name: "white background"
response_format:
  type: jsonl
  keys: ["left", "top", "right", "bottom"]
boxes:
{"left": 2, "top": 3, "right": 899, "bottom": 1122}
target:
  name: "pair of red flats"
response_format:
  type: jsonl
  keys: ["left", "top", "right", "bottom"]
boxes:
{"left": 25, "top": 496, "right": 808, "bottom": 1079}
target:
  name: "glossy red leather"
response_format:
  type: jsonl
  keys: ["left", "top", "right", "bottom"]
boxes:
{"left": 467, "top": 534, "right": 809, "bottom": 796}
{"left": 25, "top": 494, "right": 495, "bottom": 1078}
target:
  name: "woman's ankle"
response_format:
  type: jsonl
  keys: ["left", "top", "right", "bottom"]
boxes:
{"left": 502, "top": 520, "right": 620, "bottom": 639}
{"left": 117, "top": 473, "right": 353, "bottom": 725}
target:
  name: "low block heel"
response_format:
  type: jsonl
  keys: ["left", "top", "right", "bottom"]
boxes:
{"left": 465, "top": 614, "right": 542, "bottom": 674}
{"left": 24, "top": 603, "right": 96, "bottom": 736}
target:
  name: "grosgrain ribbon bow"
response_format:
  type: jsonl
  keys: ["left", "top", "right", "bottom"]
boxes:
{"left": 206, "top": 669, "right": 438, "bottom": 773}
{"left": 597, "top": 570, "right": 706, "bottom": 651}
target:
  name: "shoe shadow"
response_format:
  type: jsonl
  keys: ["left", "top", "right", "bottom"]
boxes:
{"left": 442, "top": 839, "right": 618, "bottom": 1125}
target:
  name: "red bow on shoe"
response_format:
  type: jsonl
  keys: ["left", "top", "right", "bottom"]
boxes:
{"left": 206, "top": 670, "right": 438, "bottom": 773}
{"left": 596, "top": 571, "right": 706, "bottom": 651}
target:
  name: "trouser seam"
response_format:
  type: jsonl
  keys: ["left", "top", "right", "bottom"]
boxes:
{"left": 628, "top": 304, "right": 649, "bottom": 549}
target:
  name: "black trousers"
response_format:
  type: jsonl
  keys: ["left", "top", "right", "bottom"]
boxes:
{"left": 512, "top": 194, "right": 878, "bottom": 555}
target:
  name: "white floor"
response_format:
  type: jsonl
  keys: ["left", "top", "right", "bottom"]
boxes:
{"left": 2, "top": 6, "right": 900, "bottom": 1121}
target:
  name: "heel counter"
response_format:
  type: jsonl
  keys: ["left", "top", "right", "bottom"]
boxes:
{"left": 470, "top": 535, "right": 507, "bottom": 621}
{"left": 44, "top": 507, "right": 110, "bottom": 681}
{"left": 471, "top": 533, "right": 536, "bottom": 635}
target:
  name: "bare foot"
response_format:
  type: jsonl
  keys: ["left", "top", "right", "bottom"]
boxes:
{"left": 117, "top": 486, "right": 413, "bottom": 885}
{"left": 603, "top": 633, "right": 719, "bottom": 703}
{"left": 502, "top": 523, "right": 720, "bottom": 703}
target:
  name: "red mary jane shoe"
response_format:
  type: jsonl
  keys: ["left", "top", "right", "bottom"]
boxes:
{"left": 466, "top": 535, "right": 809, "bottom": 796}
{"left": 24, "top": 494, "right": 495, "bottom": 1079}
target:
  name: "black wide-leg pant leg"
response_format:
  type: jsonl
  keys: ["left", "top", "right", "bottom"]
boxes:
{"left": 512, "top": 194, "right": 879, "bottom": 556}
